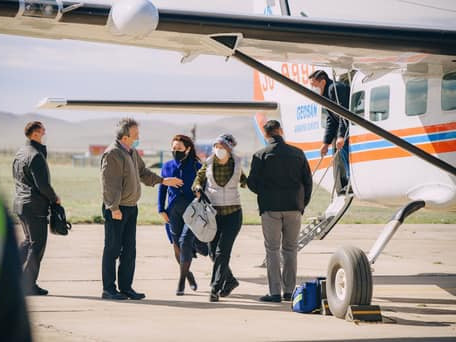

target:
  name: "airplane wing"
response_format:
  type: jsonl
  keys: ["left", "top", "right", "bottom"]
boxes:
{"left": 1, "top": 0, "right": 455, "bottom": 75}
{"left": 37, "top": 98, "right": 280, "bottom": 116}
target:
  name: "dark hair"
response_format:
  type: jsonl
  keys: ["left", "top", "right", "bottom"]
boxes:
{"left": 172, "top": 134, "right": 200, "bottom": 162}
{"left": 24, "top": 121, "right": 43, "bottom": 138}
{"left": 263, "top": 120, "right": 281, "bottom": 136}
{"left": 308, "top": 70, "right": 329, "bottom": 82}
{"left": 116, "top": 118, "right": 138, "bottom": 140}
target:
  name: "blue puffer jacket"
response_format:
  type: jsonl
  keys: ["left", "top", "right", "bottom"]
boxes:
{"left": 157, "top": 158, "right": 201, "bottom": 213}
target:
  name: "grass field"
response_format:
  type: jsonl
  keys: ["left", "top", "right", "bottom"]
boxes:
{"left": 1, "top": 154, "right": 454, "bottom": 225}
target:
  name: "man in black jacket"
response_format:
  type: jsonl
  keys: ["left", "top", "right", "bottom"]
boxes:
{"left": 12, "top": 121, "right": 60, "bottom": 295}
{"left": 309, "top": 70, "right": 351, "bottom": 193}
{"left": 247, "top": 120, "right": 312, "bottom": 302}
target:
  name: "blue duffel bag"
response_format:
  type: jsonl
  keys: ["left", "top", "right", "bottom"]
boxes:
{"left": 291, "top": 279, "right": 321, "bottom": 313}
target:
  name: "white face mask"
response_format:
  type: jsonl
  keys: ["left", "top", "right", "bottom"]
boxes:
{"left": 214, "top": 147, "right": 228, "bottom": 160}
{"left": 310, "top": 86, "right": 320, "bottom": 94}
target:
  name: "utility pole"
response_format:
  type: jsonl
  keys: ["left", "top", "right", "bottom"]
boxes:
{"left": 191, "top": 124, "right": 196, "bottom": 142}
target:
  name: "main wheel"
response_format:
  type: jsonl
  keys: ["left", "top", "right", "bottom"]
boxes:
{"left": 326, "top": 246, "right": 373, "bottom": 318}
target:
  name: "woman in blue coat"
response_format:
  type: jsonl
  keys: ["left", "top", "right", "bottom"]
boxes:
{"left": 158, "top": 135, "right": 202, "bottom": 295}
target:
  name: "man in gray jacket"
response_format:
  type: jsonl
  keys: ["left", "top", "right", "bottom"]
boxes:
{"left": 12, "top": 121, "right": 60, "bottom": 296}
{"left": 101, "top": 118, "right": 182, "bottom": 300}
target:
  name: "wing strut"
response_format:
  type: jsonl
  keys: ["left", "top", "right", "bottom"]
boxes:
{"left": 210, "top": 35, "right": 456, "bottom": 177}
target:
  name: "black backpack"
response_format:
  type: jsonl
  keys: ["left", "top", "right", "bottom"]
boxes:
{"left": 50, "top": 204, "right": 72, "bottom": 236}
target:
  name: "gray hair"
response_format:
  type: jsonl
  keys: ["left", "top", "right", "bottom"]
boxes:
{"left": 116, "top": 118, "right": 138, "bottom": 140}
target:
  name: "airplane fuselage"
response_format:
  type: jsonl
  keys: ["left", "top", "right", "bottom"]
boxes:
{"left": 254, "top": 65, "right": 456, "bottom": 210}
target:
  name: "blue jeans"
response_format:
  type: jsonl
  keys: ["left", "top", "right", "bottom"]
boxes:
{"left": 339, "top": 139, "right": 350, "bottom": 179}
{"left": 334, "top": 139, "right": 350, "bottom": 192}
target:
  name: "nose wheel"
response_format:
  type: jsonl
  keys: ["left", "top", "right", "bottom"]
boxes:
{"left": 326, "top": 246, "right": 373, "bottom": 318}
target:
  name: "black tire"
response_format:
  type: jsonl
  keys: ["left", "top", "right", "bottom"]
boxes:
{"left": 326, "top": 246, "right": 373, "bottom": 318}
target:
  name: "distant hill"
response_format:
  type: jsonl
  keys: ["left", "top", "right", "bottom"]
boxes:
{"left": 0, "top": 112, "right": 263, "bottom": 155}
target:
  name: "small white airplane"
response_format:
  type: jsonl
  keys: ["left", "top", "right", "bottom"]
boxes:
{"left": 2, "top": 0, "right": 455, "bottom": 319}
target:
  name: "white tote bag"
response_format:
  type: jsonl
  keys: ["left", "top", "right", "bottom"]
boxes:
{"left": 183, "top": 193, "right": 217, "bottom": 243}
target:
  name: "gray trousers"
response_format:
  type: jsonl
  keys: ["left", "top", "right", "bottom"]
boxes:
{"left": 261, "top": 210, "right": 301, "bottom": 296}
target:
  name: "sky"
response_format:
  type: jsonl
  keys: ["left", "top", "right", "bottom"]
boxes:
{"left": 0, "top": 0, "right": 455, "bottom": 123}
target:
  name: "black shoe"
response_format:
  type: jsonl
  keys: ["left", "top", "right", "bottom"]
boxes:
{"left": 121, "top": 289, "right": 145, "bottom": 300}
{"left": 102, "top": 289, "right": 128, "bottom": 300}
{"left": 25, "top": 285, "right": 48, "bottom": 296}
{"left": 176, "top": 277, "right": 185, "bottom": 296}
{"left": 282, "top": 293, "right": 293, "bottom": 301}
{"left": 187, "top": 272, "right": 198, "bottom": 291}
{"left": 209, "top": 289, "right": 219, "bottom": 302}
{"left": 220, "top": 279, "right": 239, "bottom": 298}
{"left": 259, "top": 294, "right": 281, "bottom": 303}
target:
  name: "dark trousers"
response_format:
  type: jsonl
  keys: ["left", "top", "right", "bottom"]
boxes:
{"left": 18, "top": 211, "right": 48, "bottom": 291}
{"left": 168, "top": 197, "right": 195, "bottom": 263}
{"left": 210, "top": 209, "right": 242, "bottom": 292}
{"left": 333, "top": 139, "right": 350, "bottom": 193}
{"left": 102, "top": 205, "right": 138, "bottom": 292}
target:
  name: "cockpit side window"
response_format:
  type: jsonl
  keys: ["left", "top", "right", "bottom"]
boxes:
{"left": 442, "top": 72, "right": 456, "bottom": 111}
{"left": 350, "top": 91, "right": 365, "bottom": 125}
{"left": 369, "top": 86, "right": 390, "bottom": 121}
{"left": 406, "top": 79, "right": 428, "bottom": 116}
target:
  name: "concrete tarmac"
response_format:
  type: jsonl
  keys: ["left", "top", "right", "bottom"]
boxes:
{"left": 21, "top": 224, "right": 456, "bottom": 342}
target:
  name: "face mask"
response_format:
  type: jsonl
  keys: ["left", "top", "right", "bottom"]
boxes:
{"left": 172, "top": 150, "right": 187, "bottom": 162}
{"left": 310, "top": 86, "right": 320, "bottom": 94}
{"left": 214, "top": 147, "right": 228, "bottom": 160}
{"left": 40, "top": 134, "right": 47, "bottom": 145}
{"left": 131, "top": 139, "right": 140, "bottom": 149}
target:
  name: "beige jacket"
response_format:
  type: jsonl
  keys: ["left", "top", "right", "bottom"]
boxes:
{"left": 101, "top": 140, "right": 162, "bottom": 211}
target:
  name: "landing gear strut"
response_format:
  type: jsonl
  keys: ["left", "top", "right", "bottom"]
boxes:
{"left": 325, "top": 200, "right": 425, "bottom": 318}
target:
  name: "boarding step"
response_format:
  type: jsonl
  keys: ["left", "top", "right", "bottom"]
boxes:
{"left": 297, "top": 194, "right": 353, "bottom": 252}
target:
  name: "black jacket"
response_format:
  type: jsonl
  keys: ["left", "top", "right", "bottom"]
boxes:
{"left": 12, "top": 140, "right": 58, "bottom": 216}
{"left": 247, "top": 136, "right": 313, "bottom": 214}
{"left": 323, "top": 80, "right": 350, "bottom": 145}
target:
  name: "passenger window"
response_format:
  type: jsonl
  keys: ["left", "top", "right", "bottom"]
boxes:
{"left": 442, "top": 72, "right": 456, "bottom": 111}
{"left": 321, "top": 108, "right": 328, "bottom": 129}
{"left": 369, "top": 86, "right": 390, "bottom": 121}
{"left": 406, "top": 79, "right": 428, "bottom": 116}
{"left": 350, "top": 91, "right": 365, "bottom": 125}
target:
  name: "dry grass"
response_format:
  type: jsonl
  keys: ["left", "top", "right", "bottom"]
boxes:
{"left": 1, "top": 154, "right": 454, "bottom": 224}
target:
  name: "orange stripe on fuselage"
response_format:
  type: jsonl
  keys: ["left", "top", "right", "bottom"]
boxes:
{"left": 350, "top": 140, "right": 456, "bottom": 164}
{"left": 253, "top": 71, "right": 264, "bottom": 101}
{"left": 289, "top": 122, "right": 456, "bottom": 153}
{"left": 289, "top": 141, "right": 322, "bottom": 150}
{"left": 308, "top": 140, "right": 456, "bottom": 171}
{"left": 350, "top": 122, "right": 456, "bottom": 144}
{"left": 309, "top": 156, "right": 332, "bottom": 171}
{"left": 253, "top": 71, "right": 268, "bottom": 138}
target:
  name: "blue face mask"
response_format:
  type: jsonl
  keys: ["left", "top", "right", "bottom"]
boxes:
{"left": 131, "top": 139, "right": 140, "bottom": 149}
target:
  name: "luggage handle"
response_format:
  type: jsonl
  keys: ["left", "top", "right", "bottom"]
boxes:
{"left": 197, "top": 190, "right": 212, "bottom": 205}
